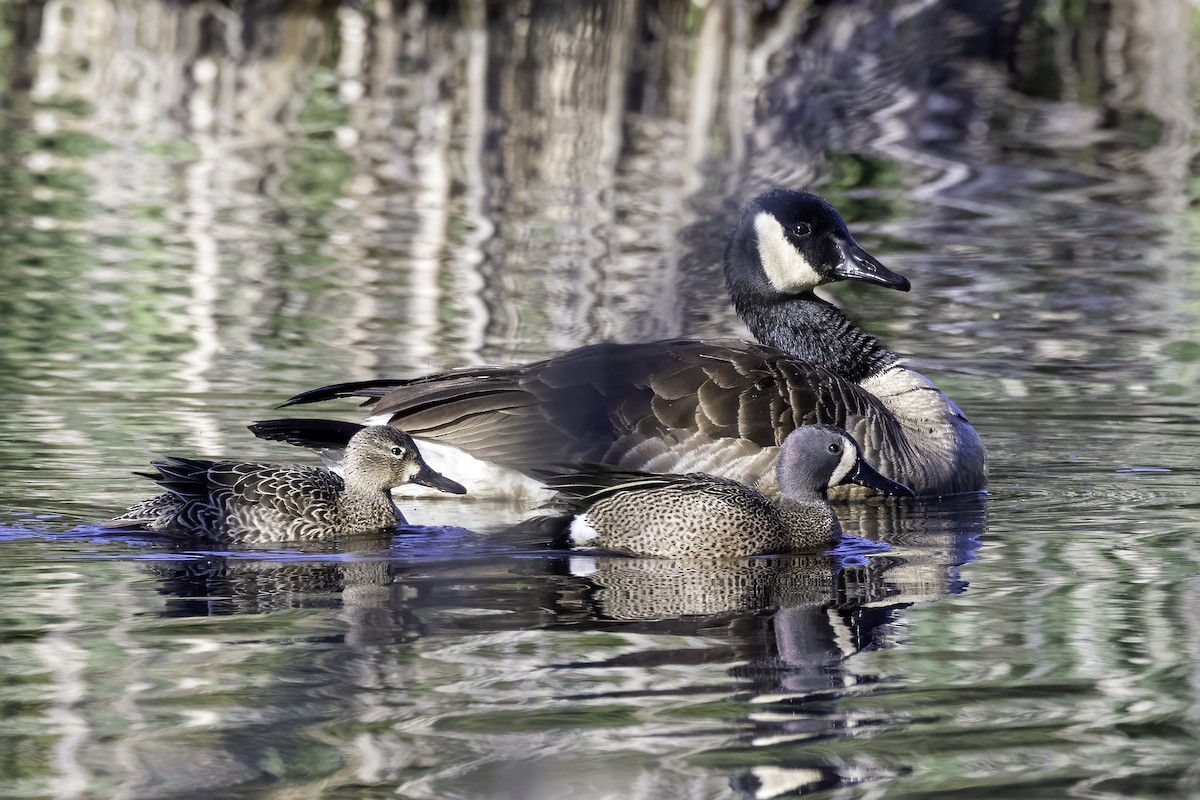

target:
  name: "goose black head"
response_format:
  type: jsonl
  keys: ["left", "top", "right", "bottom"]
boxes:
{"left": 344, "top": 426, "right": 467, "bottom": 495}
{"left": 776, "top": 424, "right": 914, "bottom": 501}
{"left": 725, "top": 189, "right": 910, "bottom": 302}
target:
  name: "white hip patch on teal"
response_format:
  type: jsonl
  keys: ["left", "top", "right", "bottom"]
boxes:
{"left": 754, "top": 212, "right": 821, "bottom": 294}
{"left": 568, "top": 514, "right": 600, "bottom": 547}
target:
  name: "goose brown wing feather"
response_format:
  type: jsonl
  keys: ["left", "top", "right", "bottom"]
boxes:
{"left": 736, "top": 387, "right": 777, "bottom": 444}
{"left": 283, "top": 368, "right": 513, "bottom": 408}
{"left": 543, "top": 467, "right": 757, "bottom": 509}
{"left": 359, "top": 347, "right": 657, "bottom": 466}
{"left": 701, "top": 357, "right": 751, "bottom": 390}
{"left": 650, "top": 392, "right": 697, "bottom": 431}
{"left": 697, "top": 380, "right": 740, "bottom": 435}
{"left": 248, "top": 419, "right": 364, "bottom": 450}
{"left": 376, "top": 386, "right": 527, "bottom": 428}
{"left": 287, "top": 340, "right": 902, "bottom": 476}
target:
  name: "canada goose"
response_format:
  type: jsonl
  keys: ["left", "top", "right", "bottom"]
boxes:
{"left": 546, "top": 425, "right": 913, "bottom": 559}
{"left": 110, "top": 426, "right": 466, "bottom": 543}
{"left": 255, "top": 189, "right": 985, "bottom": 499}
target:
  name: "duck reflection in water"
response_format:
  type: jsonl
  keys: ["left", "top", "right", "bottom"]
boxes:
{"left": 125, "top": 492, "right": 983, "bottom": 798}
{"left": 549, "top": 495, "right": 984, "bottom": 798}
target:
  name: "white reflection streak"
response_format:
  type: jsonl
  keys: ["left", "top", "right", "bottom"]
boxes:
{"left": 456, "top": 1, "right": 492, "bottom": 361}
{"left": 39, "top": 584, "right": 88, "bottom": 799}
{"left": 32, "top": 0, "right": 68, "bottom": 102}
{"left": 685, "top": 1, "right": 724, "bottom": 194}
{"left": 598, "top": 5, "right": 629, "bottom": 194}
{"left": 726, "top": 0, "right": 748, "bottom": 179}
{"left": 178, "top": 56, "right": 223, "bottom": 456}
{"left": 337, "top": 5, "right": 366, "bottom": 104}
{"left": 591, "top": 1, "right": 632, "bottom": 340}
{"left": 352, "top": 732, "right": 386, "bottom": 784}
{"left": 1111, "top": 0, "right": 1193, "bottom": 213}
{"left": 408, "top": 51, "right": 452, "bottom": 367}
{"left": 330, "top": 4, "right": 382, "bottom": 379}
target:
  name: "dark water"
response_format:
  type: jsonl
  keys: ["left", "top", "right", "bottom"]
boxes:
{"left": 1, "top": 1, "right": 1198, "bottom": 798}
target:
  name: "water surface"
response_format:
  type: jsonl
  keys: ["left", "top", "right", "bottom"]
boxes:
{"left": 1, "top": 2, "right": 1198, "bottom": 798}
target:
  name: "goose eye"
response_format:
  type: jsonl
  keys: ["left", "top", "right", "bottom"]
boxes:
{"left": 827, "top": 443, "right": 840, "bottom": 454}
{"left": 793, "top": 222, "right": 812, "bottom": 237}
{"left": 390, "top": 445, "right": 404, "bottom": 456}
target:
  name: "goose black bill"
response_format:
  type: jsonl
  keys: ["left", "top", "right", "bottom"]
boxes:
{"left": 833, "top": 239, "right": 911, "bottom": 292}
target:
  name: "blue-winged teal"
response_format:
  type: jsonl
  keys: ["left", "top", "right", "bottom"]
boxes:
{"left": 544, "top": 425, "right": 913, "bottom": 559}
{"left": 111, "top": 425, "right": 465, "bottom": 544}
{"left": 251, "top": 189, "right": 984, "bottom": 500}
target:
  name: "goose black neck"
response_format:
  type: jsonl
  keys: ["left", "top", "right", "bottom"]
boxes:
{"left": 736, "top": 292, "right": 898, "bottom": 384}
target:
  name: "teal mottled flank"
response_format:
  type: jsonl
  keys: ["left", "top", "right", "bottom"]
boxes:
{"left": 113, "top": 427, "right": 464, "bottom": 543}
{"left": 550, "top": 425, "right": 910, "bottom": 558}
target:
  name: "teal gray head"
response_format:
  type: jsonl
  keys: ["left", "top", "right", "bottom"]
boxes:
{"left": 343, "top": 426, "right": 467, "bottom": 495}
{"left": 776, "top": 424, "right": 913, "bottom": 501}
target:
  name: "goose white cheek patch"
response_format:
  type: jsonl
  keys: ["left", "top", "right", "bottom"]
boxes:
{"left": 754, "top": 212, "right": 822, "bottom": 293}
